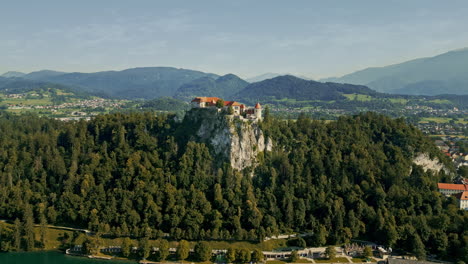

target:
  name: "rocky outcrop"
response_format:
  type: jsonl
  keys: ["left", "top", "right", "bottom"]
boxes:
{"left": 186, "top": 108, "right": 272, "bottom": 171}
{"left": 413, "top": 153, "right": 448, "bottom": 174}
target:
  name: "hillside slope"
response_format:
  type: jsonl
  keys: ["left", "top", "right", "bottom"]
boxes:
{"left": 326, "top": 48, "right": 468, "bottom": 95}
{"left": 0, "top": 77, "right": 91, "bottom": 98}
{"left": 25, "top": 67, "right": 219, "bottom": 99}
{"left": 174, "top": 74, "right": 249, "bottom": 101}
{"left": 0, "top": 111, "right": 465, "bottom": 261}
{"left": 1, "top": 71, "right": 25, "bottom": 78}
{"left": 235, "top": 75, "right": 377, "bottom": 103}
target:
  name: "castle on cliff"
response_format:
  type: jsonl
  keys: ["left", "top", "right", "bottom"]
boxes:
{"left": 191, "top": 97, "right": 262, "bottom": 120}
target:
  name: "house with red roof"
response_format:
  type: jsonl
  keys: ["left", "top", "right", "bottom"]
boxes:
{"left": 191, "top": 97, "right": 262, "bottom": 120}
{"left": 437, "top": 183, "right": 468, "bottom": 196}
{"left": 454, "top": 191, "right": 468, "bottom": 210}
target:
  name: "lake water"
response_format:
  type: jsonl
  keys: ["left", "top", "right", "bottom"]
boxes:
{"left": 0, "top": 251, "right": 136, "bottom": 264}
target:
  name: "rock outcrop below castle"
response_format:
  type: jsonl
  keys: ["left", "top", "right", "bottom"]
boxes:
{"left": 183, "top": 108, "right": 272, "bottom": 171}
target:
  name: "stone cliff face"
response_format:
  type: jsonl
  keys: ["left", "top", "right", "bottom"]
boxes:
{"left": 413, "top": 152, "right": 449, "bottom": 174}
{"left": 185, "top": 108, "right": 272, "bottom": 171}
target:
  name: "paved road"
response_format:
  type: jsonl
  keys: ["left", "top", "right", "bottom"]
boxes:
{"left": 1, "top": 218, "right": 92, "bottom": 234}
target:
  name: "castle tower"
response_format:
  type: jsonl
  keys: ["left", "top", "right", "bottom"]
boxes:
{"left": 254, "top": 102, "right": 262, "bottom": 120}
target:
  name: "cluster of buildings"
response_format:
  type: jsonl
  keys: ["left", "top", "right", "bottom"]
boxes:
{"left": 418, "top": 122, "right": 468, "bottom": 137}
{"left": 437, "top": 183, "right": 468, "bottom": 210}
{"left": 4, "top": 93, "right": 42, "bottom": 99}
{"left": 7, "top": 98, "right": 124, "bottom": 110}
{"left": 191, "top": 97, "right": 262, "bottom": 121}
{"left": 433, "top": 138, "right": 468, "bottom": 168}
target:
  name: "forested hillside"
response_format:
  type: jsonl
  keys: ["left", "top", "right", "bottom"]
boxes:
{"left": 0, "top": 78, "right": 90, "bottom": 98}
{"left": 325, "top": 48, "right": 468, "bottom": 95}
{"left": 174, "top": 74, "right": 248, "bottom": 101}
{"left": 0, "top": 111, "right": 466, "bottom": 261}
{"left": 234, "top": 75, "right": 378, "bottom": 104}
{"left": 139, "top": 97, "right": 190, "bottom": 112}
{"left": 23, "top": 67, "right": 218, "bottom": 99}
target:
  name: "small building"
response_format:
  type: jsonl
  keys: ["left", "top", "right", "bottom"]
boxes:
{"left": 454, "top": 191, "right": 468, "bottom": 210}
{"left": 263, "top": 247, "right": 344, "bottom": 260}
{"left": 437, "top": 183, "right": 468, "bottom": 196}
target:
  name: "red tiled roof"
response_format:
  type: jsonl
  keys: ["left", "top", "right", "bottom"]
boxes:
{"left": 255, "top": 102, "right": 261, "bottom": 109}
{"left": 192, "top": 97, "right": 247, "bottom": 109}
{"left": 438, "top": 183, "right": 468, "bottom": 191}
{"left": 191, "top": 97, "right": 221, "bottom": 103}
{"left": 224, "top": 101, "right": 243, "bottom": 107}
{"left": 454, "top": 191, "right": 468, "bottom": 200}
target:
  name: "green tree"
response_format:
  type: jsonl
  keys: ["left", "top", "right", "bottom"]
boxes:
{"left": 287, "top": 237, "right": 306, "bottom": 248}
{"left": 226, "top": 247, "right": 237, "bottom": 263}
{"left": 121, "top": 237, "right": 132, "bottom": 258}
{"left": 325, "top": 246, "right": 336, "bottom": 260}
{"left": 23, "top": 204, "right": 35, "bottom": 251}
{"left": 412, "top": 234, "right": 426, "bottom": 260}
{"left": 236, "top": 248, "right": 251, "bottom": 263}
{"left": 251, "top": 249, "right": 264, "bottom": 263}
{"left": 139, "top": 237, "right": 151, "bottom": 259}
{"left": 194, "top": 241, "right": 212, "bottom": 261}
{"left": 290, "top": 250, "right": 299, "bottom": 262}
{"left": 13, "top": 218, "right": 21, "bottom": 251}
{"left": 216, "top": 99, "right": 225, "bottom": 108}
{"left": 313, "top": 225, "right": 328, "bottom": 246}
{"left": 158, "top": 239, "right": 170, "bottom": 261}
{"left": 82, "top": 237, "right": 100, "bottom": 255}
{"left": 39, "top": 213, "right": 47, "bottom": 248}
{"left": 363, "top": 246, "right": 372, "bottom": 258}
{"left": 176, "top": 240, "right": 190, "bottom": 260}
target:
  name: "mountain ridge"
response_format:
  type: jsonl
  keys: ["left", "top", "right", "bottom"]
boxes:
{"left": 21, "top": 67, "right": 219, "bottom": 99}
{"left": 174, "top": 73, "right": 249, "bottom": 101}
{"left": 323, "top": 47, "right": 468, "bottom": 95}
{"left": 235, "top": 75, "right": 378, "bottom": 103}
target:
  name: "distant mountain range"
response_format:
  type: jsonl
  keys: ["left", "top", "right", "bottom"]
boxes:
{"left": 1, "top": 71, "right": 26, "bottom": 78}
{"left": 4, "top": 47, "right": 468, "bottom": 100}
{"left": 233, "top": 75, "right": 468, "bottom": 110}
{"left": 2, "top": 67, "right": 218, "bottom": 99}
{"left": 246, "top": 73, "right": 284, "bottom": 83}
{"left": 324, "top": 47, "right": 468, "bottom": 95}
{"left": 246, "top": 73, "right": 312, "bottom": 83}
{"left": 174, "top": 74, "right": 249, "bottom": 101}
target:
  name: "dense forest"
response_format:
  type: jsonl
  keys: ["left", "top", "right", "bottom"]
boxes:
{"left": 173, "top": 74, "right": 248, "bottom": 102}
{"left": 234, "top": 75, "right": 378, "bottom": 103}
{"left": 0, "top": 110, "right": 466, "bottom": 261}
{"left": 138, "top": 97, "right": 190, "bottom": 112}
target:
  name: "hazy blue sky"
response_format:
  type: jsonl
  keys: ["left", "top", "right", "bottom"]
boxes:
{"left": 2, "top": 0, "right": 468, "bottom": 79}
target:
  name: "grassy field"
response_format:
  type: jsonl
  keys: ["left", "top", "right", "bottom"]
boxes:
{"left": 342, "top": 94, "right": 373, "bottom": 102}
{"left": 290, "top": 258, "right": 314, "bottom": 263}
{"left": 388, "top": 98, "right": 409, "bottom": 104}
{"left": 267, "top": 261, "right": 287, "bottom": 264}
{"left": 33, "top": 226, "right": 74, "bottom": 250}
{"left": 1, "top": 97, "right": 53, "bottom": 106}
{"left": 351, "top": 257, "right": 377, "bottom": 263}
{"left": 2, "top": 220, "right": 287, "bottom": 253}
{"left": 314, "top": 257, "right": 350, "bottom": 263}
{"left": 427, "top": 99, "right": 452, "bottom": 104}
{"left": 419, "top": 117, "right": 468, "bottom": 124}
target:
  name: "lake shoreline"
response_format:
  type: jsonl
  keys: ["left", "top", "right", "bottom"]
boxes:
{"left": 0, "top": 251, "right": 138, "bottom": 264}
